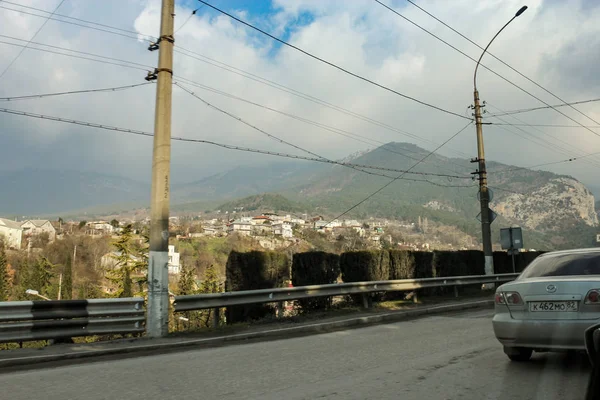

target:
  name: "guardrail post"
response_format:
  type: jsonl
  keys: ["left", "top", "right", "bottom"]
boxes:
{"left": 212, "top": 308, "right": 220, "bottom": 329}
{"left": 413, "top": 291, "right": 418, "bottom": 304}
{"left": 277, "top": 301, "right": 284, "bottom": 318}
{"left": 362, "top": 293, "right": 371, "bottom": 309}
{"left": 454, "top": 286, "right": 459, "bottom": 298}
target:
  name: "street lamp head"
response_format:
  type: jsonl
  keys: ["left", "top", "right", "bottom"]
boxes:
{"left": 25, "top": 289, "right": 39, "bottom": 295}
{"left": 515, "top": 6, "right": 528, "bottom": 17}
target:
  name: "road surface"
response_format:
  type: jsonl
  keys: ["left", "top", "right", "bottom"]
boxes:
{"left": 0, "top": 309, "right": 590, "bottom": 399}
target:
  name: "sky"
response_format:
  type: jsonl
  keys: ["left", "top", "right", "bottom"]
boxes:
{"left": 0, "top": 0, "right": 599, "bottom": 190}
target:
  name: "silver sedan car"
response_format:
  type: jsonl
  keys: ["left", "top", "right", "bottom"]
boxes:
{"left": 493, "top": 248, "right": 600, "bottom": 361}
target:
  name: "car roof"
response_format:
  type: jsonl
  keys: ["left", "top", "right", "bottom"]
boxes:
{"left": 538, "top": 248, "right": 600, "bottom": 258}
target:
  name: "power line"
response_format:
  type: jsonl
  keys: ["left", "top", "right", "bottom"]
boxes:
{"left": 197, "top": 0, "right": 471, "bottom": 120}
{"left": 0, "top": 0, "right": 66, "bottom": 81}
{"left": 485, "top": 102, "right": 600, "bottom": 169}
{"left": 175, "top": 82, "right": 469, "bottom": 179}
{"left": 0, "top": 37, "right": 152, "bottom": 71}
{"left": 323, "top": 121, "right": 473, "bottom": 225}
{"left": 490, "top": 157, "right": 580, "bottom": 174}
{"left": 374, "top": 0, "right": 600, "bottom": 140}
{"left": 486, "top": 98, "right": 600, "bottom": 118}
{"left": 401, "top": 0, "right": 600, "bottom": 128}
{"left": 0, "top": 2, "right": 155, "bottom": 42}
{"left": 0, "top": 3, "right": 472, "bottom": 159}
{"left": 491, "top": 123, "right": 600, "bottom": 129}
{"left": 0, "top": 82, "right": 153, "bottom": 101}
{"left": 174, "top": 5, "right": 205, "bottom": 35}
{"left": 175, "top": 76, "right": 472, "bottom": 173}
{"left": 173, "top": 48, "right": 471, "bottom": 158}
{"left": 0, "top": 106, "right": 474, "bottom": 186}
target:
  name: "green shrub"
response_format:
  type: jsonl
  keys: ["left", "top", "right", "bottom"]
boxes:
{"left": 225, "top": 250, "right": 289, "bottom": 323}
{"left": 340, "top": 250, "right": 390, "bottom": 282}
{"left": 292, "top": 252, "right": 340, "bottom": 311}
{"left": 388, "top": 250, "right": 415, "bottom": 280}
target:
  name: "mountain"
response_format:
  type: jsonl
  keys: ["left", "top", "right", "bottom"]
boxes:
{"left": 0, "top": 169, "right": 149, "bottom": 215}
{"left": 179, "top": 142, "right": 597, "bottom": 249}
{"left": 2, "top": 143, "right": 597, "bottom": 250}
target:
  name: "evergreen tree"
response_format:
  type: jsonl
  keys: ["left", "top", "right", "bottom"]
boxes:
{"left": 106, "top": 225, "right": 137, "bottom": 298}
{"left": 178, "top": 261, "right": 196, "bottom": 295}
{"left": 0, "top": 240, "right": 9, "bottom": 301}
{"left": 200, "top": 264, "right": 222, "bottom": 294}
{"left": 61, "top": 254, "right": 73, "bottom": 300}
{"left": 22, "top": 257, "right": 54, "bottom": 298}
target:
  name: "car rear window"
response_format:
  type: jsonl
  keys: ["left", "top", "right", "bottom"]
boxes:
{"left": 520, "top": 253, "right": 600, "bottom": 278}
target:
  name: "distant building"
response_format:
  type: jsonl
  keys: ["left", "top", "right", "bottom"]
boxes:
{"left": 228, "top": 220, "right": 252, "bottom": 236}
{"left": 0, "top": 218, "right": 23, "bottom": 249}
{"left": 168, "top": 245, "right": 180, "bottom": 275}
{"left": 272, "top": 221, "right": 293, "bottom": 238}
{"left": 20, "top": 219, "right": 56, "bottom": 241}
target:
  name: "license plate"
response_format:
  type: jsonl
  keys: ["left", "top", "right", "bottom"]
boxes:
{"left": 529, "top": 301, "right": 578, "bottom": 312}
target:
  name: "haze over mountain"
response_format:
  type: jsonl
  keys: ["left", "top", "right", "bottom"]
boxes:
{"left": 1, "top": 142, "right": 597, "bottom": 249}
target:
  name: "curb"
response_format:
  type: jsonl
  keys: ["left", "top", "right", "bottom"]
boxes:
{"left": 0, "top": 299, "right": 493, "bottom": 369}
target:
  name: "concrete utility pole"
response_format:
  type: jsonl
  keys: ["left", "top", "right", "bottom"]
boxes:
{"left": 147, "top": 0, "right": 175, "bottom": 338}
{"left": 472, "top": 5, "right": 527, "bottom": 281}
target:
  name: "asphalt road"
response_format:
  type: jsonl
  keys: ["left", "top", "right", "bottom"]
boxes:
{"left": 0, "top": 309, "right": 591, "bottom": 399}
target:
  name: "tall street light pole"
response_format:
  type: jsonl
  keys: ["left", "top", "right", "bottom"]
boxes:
{"left": 473, "top": 5, "right": 527, "bottom": 280}
{"left": 147, "top": 0, "right": 175, "bottom": 338}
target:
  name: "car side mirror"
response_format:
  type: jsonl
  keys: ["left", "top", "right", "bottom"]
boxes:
{"left": 584, "top": 322, "right": 600, "bottom": 400}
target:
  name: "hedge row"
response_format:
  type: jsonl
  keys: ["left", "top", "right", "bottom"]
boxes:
{"left": 224, "top": 249, "right": 545, "bottom": 321}
{"left": 225, "top": 250, "right": 289, "bottom": 323}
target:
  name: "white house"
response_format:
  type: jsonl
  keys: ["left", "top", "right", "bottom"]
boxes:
{"left": 0, "top": 218, "right": 23, "bottom": 249}
{"left": 227, "top": 220, "right": 253, "bottom": 236}
{"left": 272, "top": 221, "right": 293, "bottom": 238}
{"left": 20, "top": 219, "right": 56, "bottom": 241}
{"left": 168, "top": 245, "right": 180, "bottom": 275}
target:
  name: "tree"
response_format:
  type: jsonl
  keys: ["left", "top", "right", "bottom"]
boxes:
{"left": 106, "top": 225, "right": 138, "bottom": 298}
{"left": 61, "top": 254, "right": 73, "bottom": 300}
{"left": 110, "top": 219, "right": 120, "bottom": 228}
{"left": 78, "top": 220, "right": 87, "bottom": 229}
{"left": 200, "top": 264, "right": 222, "bottom": 294}
{"left": 0, "top": 240, "right": 9, "bottom": 301}
{"left": 422, "top": 217, "right": 429, "bottom": 234}
{"left": 22, "top": 257, "right": 54, "bottom": 298}
{"left": 178, "top": 261, "right": 196, "bottom": 295}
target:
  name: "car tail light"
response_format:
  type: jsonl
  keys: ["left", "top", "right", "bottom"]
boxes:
{"left": 585, "top": 289, "right": 600, "bottom": 304}
{"left": 495, "top": 291, "right": 522, "bottom": 306}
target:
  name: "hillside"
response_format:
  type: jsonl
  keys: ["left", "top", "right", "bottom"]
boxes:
{"left": 216, "top": 194, "right": 301, "bottom": 213}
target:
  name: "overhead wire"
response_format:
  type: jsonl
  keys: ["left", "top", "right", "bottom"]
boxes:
{"left": 374, "top": 0, "right": 600, "bottom": 140}
{"left": 401, "top": 0, "right": 600, "bottom": 127}
{"left": 0, "top": 106, "right": 474, "bottom": 185}
{"left": 174, "top": 4, "right": 205, "bottom": 35}
{"left": 196, "top": 0, "right": 471, "bottom": 120}
{"left": 174, "top": 76, "right": 473, "bottom": 173}
{"left": 0, "top": 2, "right": 155, "bottom": 42}
{"left": 485, "top": 102, "right": 600, "bottom": 169}
{"left": 175, "top": 81, "right": 469, "bottom": 179}
{"left": 323, "top": 121, "right": 473, "bottom": 225}
{"left": 0, "top": 2, "right": 473, "bottom": 159}
{"left": 0, "top": 0, "right": 66, "bottom": 81}
{"left": 0, "top": 37, "right": 152, "bottom": 71}
{"left": 0, "top": 82, "right": 154, "bottom": 101}
{"left": 486, "top": 98, "right": 600, "bottom": 118}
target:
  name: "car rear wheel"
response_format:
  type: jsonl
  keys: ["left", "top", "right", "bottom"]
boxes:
{"left": 505, "top": 347, "right": 533, "bottom": 362}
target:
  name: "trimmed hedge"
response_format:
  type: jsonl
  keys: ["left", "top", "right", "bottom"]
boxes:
{"left": 292, "top": 251, "right": 340, "bottom": 311}
{"left": 340, "top": 250, "right": 390, "bottom": 282}
{"left": 493, "top": 251, "right": 546, "bottom": 274}
{"left": 225, "top": 250, "right": 289, "bottom": 323}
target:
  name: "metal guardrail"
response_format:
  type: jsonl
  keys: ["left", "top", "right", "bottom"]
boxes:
{"left": 0, "top": 297, "right": 145, "bottom": 343}
{"left": 174, "top": 273, "right": 519, "bottom": 312}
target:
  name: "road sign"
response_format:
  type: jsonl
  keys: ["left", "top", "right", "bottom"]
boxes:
{"left": 501, "top": 227, "right": 523, "bottom": 250}
{"left": 476, "top": 208, "right": 497, "bottom": 223}
{"left": 477, "top": 188, "right": 494, "bottom": 202}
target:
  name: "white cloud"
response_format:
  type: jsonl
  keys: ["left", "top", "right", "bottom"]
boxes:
{"left": 0, "top": 0, "right": 599, "bottom": 192}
